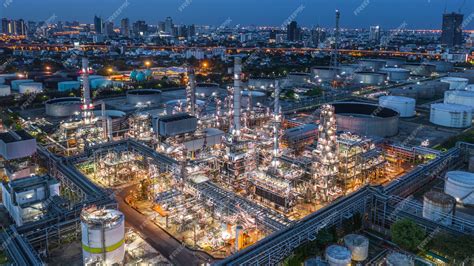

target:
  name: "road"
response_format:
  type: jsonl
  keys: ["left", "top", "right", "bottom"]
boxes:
{"left": 116, "top": 185, "right": 214, "bottom": 266}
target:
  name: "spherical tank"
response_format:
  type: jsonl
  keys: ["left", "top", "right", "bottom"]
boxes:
{"left": 353, "top": 72, "right": 387, "bottom": 85}
{"left": 440, "top": 77, "right": 469, "bottom": 90}
{"left": 126, "top": 89, "right": 162, "bottom": 105}
{"left": 325, "top": 245, "right": 352, "bottom": 266}
{"left": 343, "top": 234, "right": 369, "bottom": 261}
{"left": 422, "top": 191, "right": 455, "bottom": 226}
{"left": 18, "top": 82, "right": 43, "bottom": 94}
{"left": 81, "top": 209, "right": 125, "bottom": 265}
{"left": 333, "top": 102, "right": 399, "bottom": 137}
{"left": 430, "top": 103, "right": 472, "bottom": 128}
{"left": 0, "top": 84, "right": 11, "bottom": 96}
{"left": 444, "top": 171, "right": 474, "bottom": 205}
{"left": 379, "top": 96, "right": 416, "bottom": 117}
{"left": 45, "top": 97, "right": 82, "bottom": 117}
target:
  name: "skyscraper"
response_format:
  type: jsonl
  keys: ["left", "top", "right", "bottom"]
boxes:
{"left": 441, "top": 12, "right": 464, "bottom": 47}
{"left": 120, "top": 18, "right": 130, "bottom": 37}
{"left": 94, "top": 15, "right": 104, "bottom": 34}
{"left": 105, "top": 21, "right": 114, "bottom": 36}
{"left": 1, "top": 18, "right": 9, "bottom": 34}
{"left": 369, "top": 25, "right": 381, "bottom": 43}
{"left": 165, "top": 17, "right": 174, "bottom": 35}
{"left": 287, "top": 21, "right": 300, "bottom": 42}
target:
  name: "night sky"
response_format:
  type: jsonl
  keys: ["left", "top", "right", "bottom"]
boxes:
{"left": 1, "top": 0, "right": 473, "bottom": 29}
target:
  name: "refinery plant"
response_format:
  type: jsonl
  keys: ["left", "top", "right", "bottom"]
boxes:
{"left": 0, "top": 5, "right": 473, "bottom": 266}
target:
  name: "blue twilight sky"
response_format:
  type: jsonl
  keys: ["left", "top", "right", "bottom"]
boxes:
{"left": 1, "top": 0, "right": 473, "bottom": 29}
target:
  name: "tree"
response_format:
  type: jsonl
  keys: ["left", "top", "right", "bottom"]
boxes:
{"left": 390, "top": 219, "right": 426, "bottom": 252}
{"left": 428, "top": 233, "right": 474, "bottom": 263}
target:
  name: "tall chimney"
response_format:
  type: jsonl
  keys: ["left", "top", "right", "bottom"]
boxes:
{"left": 233, "top": 57, "right": 242, "bottom": 137}
{"left": 81, "top": 58, "right": 93, "bottom": 124}
{"left": 186, "top": 68, "right": 196, "bottom": 116}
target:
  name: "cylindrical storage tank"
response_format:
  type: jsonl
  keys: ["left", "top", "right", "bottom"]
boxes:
{"left": 90, "top": 78, "right": 112, "bottom": 89}
{"left": 379, "top": 68, "right": 410, "bottom": 82}
{"left": 444, "top": 171, "right": 474, "bottom": 205}
{"left": 444, "top": 90, "right": 474, "bottom": 110}
{"left": 45, "top": 97, "right": 82, "bottom": 117}
{"left": 165, "top": 99, "right": 205, "bottom": 114}
{"left": 312, "top": 66, "right": 338, "bottom": 81}
{"left": 430, "top": 61, "right": 454, "bottom": 72}
{"left": 430, "top": 103, "right": 472, "bottom": 128}
{"left": 81, "top": 209, "right": 125, "bottom": 265}
{"left": 422, "top": 191, "right": 456, "bottom": 226}
{"left": 333, "top": 102, "right": 399, "bottom": 137}
{"left": 126, "top": 89, "right": 162, "bottom": 106}
{"left": 449, "top": 69, "right": 474, "bottom": 84}
{"left": 11, "top": 79, "right": 34, "bottom": 91}
{"left": 441, "top": 77, "right": 469, "bottom": 90}
{"left": 18, "top": 82, "right": 43, "bottom": 94}
{"left": 353, "top": 72, "right": 387, "bottom": 85}
{"left": 386, "top": 252, "right": 414, "bottom": 266}
{"left": 379, "top": 96, "right": 416, "bottom": 117}
{"left": 384, "top": 58, "right": 406, "bottom": 68}
{"left": 242, "top": 90, "right": 266, "bottom": 107}
{"left": 358, "top": 59, "right": 386, "bottom": 72}
{"left": 402, "top": 63, "right": 436, "bottom": 76}
{"left": 58, "top": 81, "right": 81, "bottom": 92}
{"left": 389, "top": 88, "right": 418, "bottom": 99}
{"left": 325, "top": 245, "right": 352, "bottom": 266}
{"left": 0, "top": 84, "right": 11, "bottom": 96}
{"left": 196, "top": 83, "right": 224, "bottom": 98}
{"left": 343, "top": 234, "right": 369, "bottom": 261}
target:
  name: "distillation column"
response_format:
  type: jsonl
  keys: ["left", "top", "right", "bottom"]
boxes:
{"left": 233, "top": 57, "right": 242, "bottom": 138}
{"left": 81, "top": 58, "right": 94, "bottom": 125}
{"left": 272, "top": 80, "right": 281, "bottom": 167}
{"left": 186, "top": 68, "right": 196, "bottom": 116}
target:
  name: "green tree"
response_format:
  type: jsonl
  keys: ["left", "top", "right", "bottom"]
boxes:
{"left": 428, "top": 233, "right": 474, "bottom": 263}
{"left": 390, "top": 219, "right": 426, "bottom": 252}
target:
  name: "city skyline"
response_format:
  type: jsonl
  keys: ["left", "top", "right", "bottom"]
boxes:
{"left": 2, "top": 0, "right": 474, "bottom": 29}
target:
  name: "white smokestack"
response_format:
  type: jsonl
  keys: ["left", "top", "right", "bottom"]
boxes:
{"left": 233, "top": 57, "right": 242, "bottom": 136}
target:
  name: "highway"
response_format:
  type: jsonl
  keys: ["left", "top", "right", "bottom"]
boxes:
{"left": 116, "top": 184, "right": 214, "bottom": 266}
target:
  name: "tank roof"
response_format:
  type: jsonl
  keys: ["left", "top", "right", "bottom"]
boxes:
{"left": 380, "top": 95, "right": 416, "bottom": 103}
{"left": 446, "top": 171, "right": 474, "bottom": 186}
{"left": 81, "top": 208, "right": 124, "bottom": 227}
{"left": 441, "top": 77, "right": 469, "bottom": 82}
{"left": 333, "top": 102, "right": 399, "bottom": 118}
{"left": 380, "top": 67, "right": 410, "bottom": 72}
{"left": 343, "top": 234, "right": 369, "bottom": 246}
{"left": 326, "top": 245, "right": 351, "bottom": 260}
{"left": 431, "top": 103, "right": 471, "bottom": 112}
{"left": 424, "top": 191, "right": 456, "bottom": 205}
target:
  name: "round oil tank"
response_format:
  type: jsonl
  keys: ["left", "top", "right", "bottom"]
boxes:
{"left": 386, "top": 252, "right": 414, "bottom": 266}
{"left": 325, "top": 245, "right": 352, "bottom": 266}
{"left": 441, "top": 77, "right": 469, "bottom": 90}
{"left": 81, "top": 209, "right": 125, "bottom": 265}
{"left": 165, "top": 99, "right": 205, "bottom": 114}
{"left": 343, "top": 234, "right": 369, "bottom": 261}
{"left": 358, "top": 59, "right": 387, "bottom": 71}
{"left": 379, "top": 96, "right": 416, "bottom": 117}
{"left": 444, "top": 90, "right": 474, "bottom": 110}
{"left": 0, "top": 84, "right": 11, "bottom": 96}
{"left": 45, "top": 97, "right": 82, "bottom": 117}
{"left": 58, "top": 81, "right": 81, "bottom": 92}
{"left": 445, "top": 171, "right": 474, "bottom": 205}
{"left": 312, "top": 66, "right": 338, "bottom": 81}
{"left": 333, "top": 102, "right": 399, "bottom": 137}
{"left": 380, "top": 68, "right": 410, "bottom": 82}
{"left": 402, "top": 63, "right": 436, "bottom": 76}
{"left": 242, "top": 90, "right": 266, "bottom": 107}
{"left": 430, "top": 103, "right": 472, "bottom": 128}
{"left": 126, "top": 89, "right": 162, "bottom": 106}
{"left": 353, "top": 72, "right": 387, "bottom": 85}
{"left": 19, "top": 82, "right": 43, "bottom": 94}
{"left": 423, "top": 191, "right": 455, "bottom": 225}
{"left": 90, "top": 78, "right": 112, "bottom": 89}
{"left": 195, "top": 83, "right": 223, "bottom": 98}
{"left": 11, "top": 79, "right": 34, "bottom": 91}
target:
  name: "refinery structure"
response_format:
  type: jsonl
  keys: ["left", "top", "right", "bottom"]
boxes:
{"left": 0, "top": 8, "right": 474, "bottom": 266}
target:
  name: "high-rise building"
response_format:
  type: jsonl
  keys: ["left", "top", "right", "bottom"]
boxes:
{"left": 287, "top": 21, "right": 300, "bottom": 42}
{"left": 369, "top": 25, "right": 381, "bottom": 43}
{"left": 105, "top": 21, "right": 114, "bottom": 36}
{"left": 120, "top": 18, "right": 130, "bottom": 37}
{"left": 132, "top": 20, "right": 148, "bottom": 36}
{"left": 165, "top": 17, "right": 173, "bottom": 34}
{"left": 311, "top": 26, "right": 325, "bottom": 47}
{"left": 1, "top": 18, "right": 9, "bottom": 34}
{"left": 441, "top": 12, "right": 464, "bottom": 47}
{"left": 94, "top": 15, "right": 104, "bottom": 34}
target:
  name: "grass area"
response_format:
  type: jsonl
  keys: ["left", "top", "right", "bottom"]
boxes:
{"left": 434, "top": 128, "right": 474, "bottom": 151}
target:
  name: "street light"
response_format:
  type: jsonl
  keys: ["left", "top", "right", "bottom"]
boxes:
{"left": 145, "top": 61, "right": 151, "bottom": 68}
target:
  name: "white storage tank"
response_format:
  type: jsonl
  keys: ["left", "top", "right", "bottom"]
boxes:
{"left": 18, "top": 82, "right": 43, "bottom": 94}
{"left": 343, "top": 234, "right": 369, "bottom": 261}
{"left": 353, "top": 72, "right": 387, "bottom": 85}
{"left": 11, "top": 79, "right": 34, "bottom": 91}
{"left": 422, "top": 191, "right": 455, "bottom": 226}
{"left": 379, "top": 96, "right": 416, "bottom": 117}
{"left": 445, "top": 171, "right": 474, "bottom": 205}
{"left": 81, "top": 208, "right": 125, "bottom": 265}
{"left": 0, "top": 84, "right": 11, "bottom": 96}
{"left": 444, "top": 90, "right": 474, "bottom": 110}
{"left": 386, "top": 252, "right": 414, "bottom": 266}
{"left": 325, "top": 245, "right": 352, "bottom": 266}
{"left": 441, "top": 77, "right": 469, "bottom": 90}
{"left": 430, "top": 103, "right": 472, "bottom": 128}
{"left": 380, "top": 68, "right": 410, "bottom": 82}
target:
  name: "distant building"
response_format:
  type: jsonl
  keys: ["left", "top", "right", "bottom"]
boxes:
{"left": 0, "top": 130, "right": 36, "bottom": 161}
{"left": 287, "top": 21, "right": 300, "bottom": 42}
{"left": 120, "top": 18, "right": 130, "bottom": 37}
{"left": 441, "top": 12, "right": 463, "bottom": 47}
{"left": 369, "top": 25, "right": 381, "bottom": 43}
{"left": 94, "top": 15, "right": 104, "bottom": 34}
{"left": 105, "top": 21, "right": 114, "bottom": 36}
{"left": 311, "top": 26, "right": 325, "bottom": 47}
{"left": 1, "top": 18, "right": 26, "bottom": 35}
{"left": 165, "top": 16, "right": 174, "bottom": 35}
{"left": 133, "top": 20, "right": 148, "bottom": 36}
